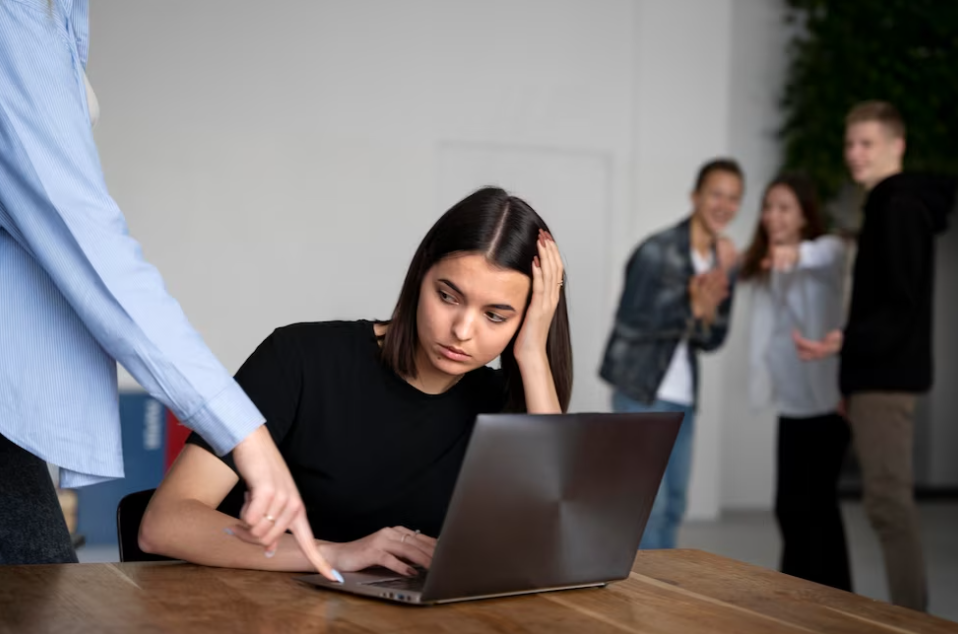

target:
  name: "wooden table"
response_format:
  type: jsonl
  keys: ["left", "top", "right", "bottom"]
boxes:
{"left": 1, "top": 550, "right": 954, "bottom": 633}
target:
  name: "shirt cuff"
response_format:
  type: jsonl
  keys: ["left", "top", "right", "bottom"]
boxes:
{"left": 799, "top": 237, "right": 841, "bottom": 269}
{"left": 60, "top": 469, "right": 118, "bottom": 489}
{"left": 799, "top": 241, "right": 817, "bottom": 267}
{"left": 182, "top": 380, "right": 265, "bottom": 456}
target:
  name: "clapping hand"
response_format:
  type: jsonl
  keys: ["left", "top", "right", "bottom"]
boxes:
{"left": 689, "top": 269, "right": 729, "bottom": 324}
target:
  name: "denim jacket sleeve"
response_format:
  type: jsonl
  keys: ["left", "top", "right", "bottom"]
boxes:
{"left": 615, "top": 241, "right": 664, "bottom": 326}
{"left": 616, "top": 241, "right": 690, "bottom": 340}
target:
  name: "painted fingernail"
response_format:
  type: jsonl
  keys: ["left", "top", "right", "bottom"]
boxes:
{"left": 332, "top": 569, "right": 345, "bottom": 583}
{"left": 265, "top": 549, "right": 276, "bottom": 558}
{"left": 223, "top": 528, "right": 234, "bottom": 536}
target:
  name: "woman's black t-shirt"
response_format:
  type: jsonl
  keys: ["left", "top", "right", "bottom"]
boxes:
{"left": 186, "top": 320, "right": 506, "bottom": 542}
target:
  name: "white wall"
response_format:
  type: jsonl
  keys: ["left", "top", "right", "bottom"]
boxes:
{"left": 719, "top": 0, "right": 792, "bottom": 509}
{"left": 928, "top": 223, "right": 958, "bottom": 485}
{"left": 89, "top": 0, "right": 794, "bottom": 518}
{"left": 91, "top": 0, "right": 637, "bottom": 417}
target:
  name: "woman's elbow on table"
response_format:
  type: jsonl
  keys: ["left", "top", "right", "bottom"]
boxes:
{"left": 137, "top": 502, "right": 175, "bottom": 556}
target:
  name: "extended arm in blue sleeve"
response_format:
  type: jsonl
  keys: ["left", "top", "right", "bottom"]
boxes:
{"left": 0, "top": 2, "right": 263, "bottom": 454}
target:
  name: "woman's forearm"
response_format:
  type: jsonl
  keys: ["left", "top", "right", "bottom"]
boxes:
{"left": 516, "top": 352, "right": 562, "bottom": 414}
{"left": 139, "top": 497, "right": 327, "bottom": 572}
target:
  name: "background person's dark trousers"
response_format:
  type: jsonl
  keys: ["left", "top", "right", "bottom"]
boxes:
{"left": 775, "top": 412, "right": 853, "bottom": 592}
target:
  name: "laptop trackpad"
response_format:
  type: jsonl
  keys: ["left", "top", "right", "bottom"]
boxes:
{"left": 326, "top": 566, "right": 420, "bottom": 583}
{"left": 363, "top": 576, "right": 426, "bottom": 592}
{"left": 337, "top": 567, "right": 406, "bottom": 583}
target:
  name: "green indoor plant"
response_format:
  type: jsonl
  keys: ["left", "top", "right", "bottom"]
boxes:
{"left": 779, "top": 0, "right": 958, "bottom": 224}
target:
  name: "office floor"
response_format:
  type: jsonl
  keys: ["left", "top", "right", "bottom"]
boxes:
{"left": 77, "top": 501, "right": 958, "bottom": 622}
{"left": 680, "top": 501, "right": 958, "bottom": 622}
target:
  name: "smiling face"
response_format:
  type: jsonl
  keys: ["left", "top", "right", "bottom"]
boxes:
{"left": 415, "top": 252, "right": 531, "bottom": 378}
{"left": 845, "top": 120, "right": 905, "bottom": 190}
{"left": 761, "top": 184, "right": 806, "bottom": 246}
{"left": 691, "top": 170, "right": 744, "bottom": 237}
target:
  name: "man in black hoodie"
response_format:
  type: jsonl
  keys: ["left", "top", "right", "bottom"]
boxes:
{"left": 796, "top": 101, "right": 955, "bottom": 611}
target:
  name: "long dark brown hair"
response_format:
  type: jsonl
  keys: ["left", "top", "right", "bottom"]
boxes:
{"left": 740, "top": 173, "right": 826, "bottom": 281}
{"left": 380, "top": 187, "right": 573, "bottom": 413}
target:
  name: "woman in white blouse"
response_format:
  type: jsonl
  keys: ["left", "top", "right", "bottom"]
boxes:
{"left": 740, "top": 173, "right": 852, "bottom": 591}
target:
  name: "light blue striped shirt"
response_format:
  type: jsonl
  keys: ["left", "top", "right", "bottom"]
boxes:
{"left": 0, "top": 0, "right": 264, "bottom": 487}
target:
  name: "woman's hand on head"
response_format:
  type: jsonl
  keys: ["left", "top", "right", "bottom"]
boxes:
{"left": 514, "top": 229, "right": 564, "bottom": 365}
{"left": 312, "top": 527, "right": 437, "bottom": 577}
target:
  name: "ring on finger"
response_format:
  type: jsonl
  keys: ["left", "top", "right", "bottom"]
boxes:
{"left": 265, "top": 514, "right": 276, "bottom": 523}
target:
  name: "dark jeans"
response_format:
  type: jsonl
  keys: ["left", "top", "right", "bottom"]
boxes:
{"left": 0, "top": 432, "right": 78, "bottom": 565}
{"left": 775, "top": 413, "right": 852, "bottom": 592}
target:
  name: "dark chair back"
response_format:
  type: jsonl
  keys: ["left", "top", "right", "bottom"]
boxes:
{"left": 116, "top": 489, "right": 171, "bottom": 562}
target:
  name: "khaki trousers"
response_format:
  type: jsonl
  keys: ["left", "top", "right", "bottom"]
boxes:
{"left": 847, "top": 392, "right": 927, "bottom": 612}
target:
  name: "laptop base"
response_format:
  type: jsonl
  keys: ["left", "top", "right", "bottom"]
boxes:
{"left": 295, "top": 571, "right": 607, "bottom": 605}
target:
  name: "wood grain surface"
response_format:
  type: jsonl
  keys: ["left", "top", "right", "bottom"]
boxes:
{"left": 1, "top": 550, "right": 954, "bottom": 633}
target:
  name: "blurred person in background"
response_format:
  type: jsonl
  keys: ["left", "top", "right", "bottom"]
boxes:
{"left": 600, "top": 159, "right": 743, "bottom": 550}
{"left": 741, "top": 173, "right": 851, "bottom": 591}
{"left": 795, "top": 101, "right": 956, "bottom": 611}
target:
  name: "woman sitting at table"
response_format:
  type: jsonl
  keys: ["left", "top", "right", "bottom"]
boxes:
{"left": 138, "top": 187, "right": 572, "bottom": 577}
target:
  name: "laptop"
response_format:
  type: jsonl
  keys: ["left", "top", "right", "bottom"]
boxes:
{"left": 296, "top": 411, "right": 681, "bottom": 605}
